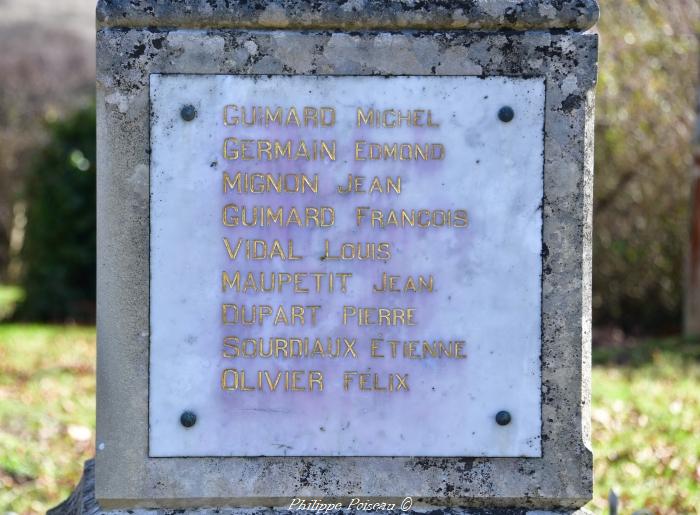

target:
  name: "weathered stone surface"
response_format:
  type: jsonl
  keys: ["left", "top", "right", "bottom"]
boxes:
{"left": 91, "top": 0, "right": 597, "bottom": 510}
{"left": 51, "top": 460, "right": 592, "bottom": 514}
{"left": 96, "top": 0, "right": 600, "bottom": 31}
{"left": 96, "top": 25, "right": 596, "bottom": 509}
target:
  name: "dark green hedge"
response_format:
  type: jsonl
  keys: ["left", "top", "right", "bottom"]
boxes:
{"left": 16, "top": 103, "right": 96, "bottom": 322}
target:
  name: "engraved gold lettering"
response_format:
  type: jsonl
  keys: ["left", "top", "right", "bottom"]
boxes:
{"left": 221, "top": 337, "right": 356, "bottom": 359}
{"left": 369, "top": 338, "right": 467, "bottom": 359}
{"left": 355, "top": 208, "right": 469, "bottom": 229}
{"left": 356, "top": 107, "right": 440, "bottom": 128}
{"left": 224, "top": 105, "right": 336, "bottom": 128}
{"left": 222, "top": 205, "right": 334, "bottom": 228}
{"left": 223, "top": 138, "right": 336, "bottom": 161}
{"left": 221, "top": 368, "right": 324, "bottom": 392}
{"left": 337, "top": 174, "right": 401, "bottom": 195}
{"left": 221, "top": 304, "right": 321, "bottom": 326}
{"left": 342, "top": 306, "right": 416, "bottom": 326}
{"left": 221, "top": 271, "right": 352, "bottom": 294}
{"left": 222, "top": 238, "right": 301, "bottom": 261}
{"left": 342, "top": 371, "right": 410, "bottom": 392}
{"left": 309, "top": 370, "right": 324, "bottom": 391}
{"left": 353, "top": 141, "right": 445, "bottom": 161}
{"left": 322, "top": 240, "right": 391, "bottom": 261}
{"left": 223, "top": 172, "right": 319, "bottom": 194}
{"left": 372, "top": 273, "right": 434, "bottom": 293}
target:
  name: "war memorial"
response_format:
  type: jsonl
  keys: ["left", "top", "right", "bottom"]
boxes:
{"left": 53, "top": 0, "right": 599, "bottom": 513}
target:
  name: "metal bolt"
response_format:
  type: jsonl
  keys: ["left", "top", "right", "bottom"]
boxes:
{"left": 498, "top": 106, "right": 515, "bottom": 123}
{"left": 180, "top": 104, "right": 196, "bottom": 121}
{"left": 495, "top": 410, "right": 511, "bottom": 426}
{"left": 180, "top": 410, "right": 197, "bottom": 428}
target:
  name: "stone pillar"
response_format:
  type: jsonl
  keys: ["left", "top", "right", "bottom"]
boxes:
{"left": 54, "top": 1, "right": 598, "bottom": 513}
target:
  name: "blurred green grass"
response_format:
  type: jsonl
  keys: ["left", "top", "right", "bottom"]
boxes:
{"left": 0, "top": 320, "right": 698, "bottom": 513}
{"left": 0, "top": 323, "right": 95, "bottom": 514}
{"left": 588, "top": 338, "right": 700, "bottom": 513}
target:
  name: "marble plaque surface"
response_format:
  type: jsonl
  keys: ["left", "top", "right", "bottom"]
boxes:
{"left": 149, "top": 75, "right": 544, "bottom": 457}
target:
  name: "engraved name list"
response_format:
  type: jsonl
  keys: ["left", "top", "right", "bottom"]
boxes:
{"left": 219, "top": 101, "right": 468, "bottom": 394}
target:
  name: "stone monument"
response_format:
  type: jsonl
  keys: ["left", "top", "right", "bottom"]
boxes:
{"left": 54, "top": 0, "right": 599, "bottom": 513}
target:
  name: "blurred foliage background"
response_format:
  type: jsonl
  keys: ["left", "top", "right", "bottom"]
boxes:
{"left": 15, "top": 105, "right": 96, "bottom": 323}
{"left": 0, "top": 0, "right": 700, "bottom": 513}
{"left": 0, "top": 0, "right": 697, "bottom": 331}
{"left": 0, "top": 0, "right": 95, "bottom": 324}
{"left": 594, "top": 0, "right": 699, "bottom": 334}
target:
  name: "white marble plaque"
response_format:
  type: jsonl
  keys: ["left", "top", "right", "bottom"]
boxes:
{"left": 149, "top": 75, "right": 544, "bottom": 457}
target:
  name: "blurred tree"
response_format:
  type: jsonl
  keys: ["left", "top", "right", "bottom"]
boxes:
{"left": 0, "top": 11, "right": 93, "bottom": 282}
{"left": 594, "top": 0, "right": 700, "bottom": 334}
{"left": 15, "top": 104, "right": 96, "bottom": 323}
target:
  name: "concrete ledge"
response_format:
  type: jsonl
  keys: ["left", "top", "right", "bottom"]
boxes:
{"left": 96, "top": 0, "right": 600, "bottom": 31}
{"left": 50, "top": 460, "right": 591, "bottom": 515}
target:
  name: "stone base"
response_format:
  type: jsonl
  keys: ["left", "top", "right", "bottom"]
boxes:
{"left": 50, "top": 460, "right": 591, "bottom": 515}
